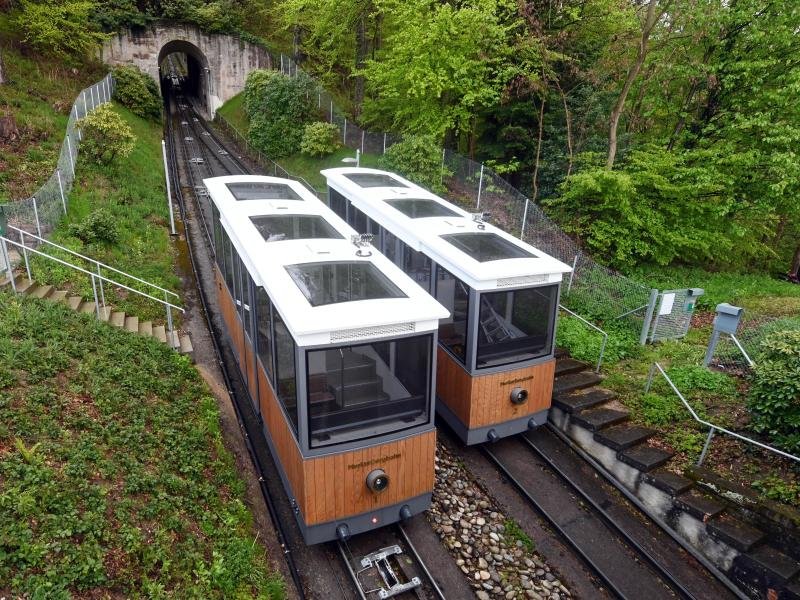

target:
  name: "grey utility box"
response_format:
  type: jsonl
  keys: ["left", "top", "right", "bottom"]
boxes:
{"left": 713, "top": 303, "right": 744, "bottom": 335}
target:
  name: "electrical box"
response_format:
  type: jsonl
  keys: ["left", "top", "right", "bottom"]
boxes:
{"left": 713, "top": 303, "right": 744, "bottom": 335}
{"left": 684, "top": 288, "right": 704, "bottom": 313}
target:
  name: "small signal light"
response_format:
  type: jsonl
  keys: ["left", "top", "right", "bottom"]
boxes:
{"left": 371, "top": 516, "right": 379, "bottom": 524}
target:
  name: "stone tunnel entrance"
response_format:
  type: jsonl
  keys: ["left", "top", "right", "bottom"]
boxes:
{"left": 157, "top": 40, "right": 211, "bottom": 113}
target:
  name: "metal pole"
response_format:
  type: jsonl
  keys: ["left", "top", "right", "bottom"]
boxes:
{"left": 644, "top": 362, "right": 657, "bottom": 393}
{"left": 318, "top": 92, "right": 321, "bottom": 108}
{"left": 97, "top": 263, "right": 106, "bottom": 311}
{"left": 383, "top": 133, "right": 387, "bottom": 154}
{"left": 91, "top": 85, "right": 96, "bottom": 110}
{"left": 639, "top": 289, "right": 660, "bottom": 346}
{"left": 82, "top": 90, "right": 87, "bottom": 117}
{"left": 703, "top": 330, "right": 721, "bottom": 367}
{"left": 361, "top": 130, "right": 365, "bottom": 154}
{"left": 730, "top": 334, "right": 755, "bottom": 367}
{"left": 356, "top": 149, "right": 360, "bottom": 168}
{"left": 476, "top": 164, "right": 484, "bottom": 209}
{"left": 66, "top": 135, "right": 75, "bottom": 177}
{"left": 162, "top": 140, "right": 176, "bottom": 235}
{"left": 280, "top": 54, "right": 284, "bottom": 73}
{"left": 57, "top": 169, "right": 67, "bottom": 215}
{"left": 90, "top": 274, "right": 101, "bottom": 319}
{"left": 519, "top": 198, "right": 530, "bottom": 239}
{"left": 1, "top": 237, "right": 15, "bottom": 292}
{"left": 32, "top": 197, "right": 42, "bottom": 238}
{"left": 697, "top": 427, "right": 716, "bottom": 466}
{"left": 343, "top": 118, "right": 347, "bottom": 143}
{"left": 330, "top": 100, "right": 334, "bottom": 122}
{"left": 21, "top": 231, "right": 31, "bottom": 281}
{"left": 440, "top": 148, "right": 446, "bottom": 187}
{"left": 566, "top": 254, "right": 578, "bottom": 295}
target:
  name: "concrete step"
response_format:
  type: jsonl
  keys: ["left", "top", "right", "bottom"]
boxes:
{"left": 78, "top": 301, "right": 97, "bottom": 314}
{"left": 553, "top": 371, "right": 602, "bottom": 395}
{"left": 124, "top": 315, "right": 139, "bottom": 333}
{"left": 594, "top": 425, "right": 656, "bottom": 451}
{"left": 553, "top": 388, "right": 616, "bottom": 413}
{"left": 675, "top": 489, "right": 726, "bottom": 521}
{"left": 152, "top": 325, "right": 167, "bottom": 343}
{"left": 708, "top": 514, "right": 765, "bottom": 553}
{"left": 110, "top": 311, "right": 125, "bottom": 328}
{"left": 571, "top": 408, "right": 629, "bottom": 431}
{"left": 99, "top": 306, "right": 112, "bottom": 322}
{"left": 618, "top": 445, "right": 673, "bottom": 472}
{"left": 179, "top": 334, "right": 193, "bottom": 355}
{"left": 15, "top": 277, "right": 35, "bottom": 294}
{"left": 555, "top": 357, "right": 590, "bottom": 377}
{"left": 66, "top": 295, "right": 82, "bottom": 310}
{"left": 642, "top": 469, "right": 694, "bottom": 496}
{"left": 48, "top": 290, "right": 68, "bottom": 304}
{"left": 167, "top": 330, "right": 180, "bottom": 349}
{"left": 138, "top": 321, "right": 153, "bottom": 337}
{"left": 733, "top": 545, "right": 800, "bottom": 589}
{"left": 29, "top": 284, "right": 53, "bottom": 299}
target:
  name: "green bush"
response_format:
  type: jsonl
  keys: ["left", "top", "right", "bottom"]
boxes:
{"left": 300, "top": 122, "right": 341, "bottom": 157}
{"left": 111, "top": 65, "right": 161, "bottom": 120}
{"left": 665, "top": 365, "right": 736, "bottom": 397}
{"left": 68, "top": 208, "right": 120, "bottom": 245}
{"left": 380, "top": 134, "right": 447, "bottom": 193}
{"left": 243, "top": 70, "right": 317, "bottom": 159}
{"left": 555, "top": 315, "right": 639, "bottom": 365}
{"left": 15, "top": 0, "right": 106, "bottom": 63}
{"left": 748, "top": 330, "right": 800, "bottom": 453}
{"left": 77, "top": 104, "right": 136, "bottom": 164}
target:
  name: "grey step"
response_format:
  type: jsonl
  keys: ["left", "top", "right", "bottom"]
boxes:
{"left": 734, "top": 545, "right": 800, "bottom": 587}
{"left": 168, "top": 330, "right": 180, "bottom": 348}
{"left": 66, "top": 295, "right": 82, "bottom": 310}
{"left": 642, "top": 469, "right": 694, "bottom": 496}
{"left": 79, "top": 301, "right": 97, "bottom": 314}
{"left": 124, "top": 315, "right": 139, "bottom": 333}
{"left": 571, "top": 408, "right": 629, "bottom": 431}
{"left": 708, "top": 515, "right": 765, "bottom": 552}
{"left": 152, "top": 325, "right": 167, "bottom": 343}
{"left": 98, "top": 306, "right": 112, "bottom": 322}
{"left": 49, "top": 290, "right": 68, "bottom": 304}
{"left": 179, "top": 334, "right": 193, "bottom": 355}
{"left": 555, "top": 358, "right": 590, "bottom": 377}
{"left": 553, "top": 388, "right": 617, "bottom": 413}
{"left": 618, "top": 445, "right": 673, "bottom": 472}
{"left": 15, "top": 277, "right": 35, "bottom": 294}
{"left": 110, "top": 311, "right": 125, "bottom": 328}
{"left": 29, "top": 284, "right": 53, "bottom": 299}
{"left": 553, "top": 371, "right": 602, "bottom": 395}
{"left": 138, "top": 321, "right": 153, "bottom": 337}
{"left": 675, "top": 489, "right": 726, "bottom": 521}
{"left": 331, "top": 378, "right": 384, "bottom": 404}
{"left": 594, "top": 425, "right": 656, "bottom": 451}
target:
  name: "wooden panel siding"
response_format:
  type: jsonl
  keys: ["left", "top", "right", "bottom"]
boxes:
{"left": 436, "top": 348, "right": 555, "bottom": 429}
{"left": 215, "top": 266, "right": 244, "bottom": 362}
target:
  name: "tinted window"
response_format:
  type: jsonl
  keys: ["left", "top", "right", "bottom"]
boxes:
{"left": 212, "top": 204, "right": 223, "bottom": 261}
{"left": 274, "top": 310, "right": 298, "bottom": 432}
{"left": 227, "top": 182, "right": 302, "bottom": 201}
{"left": 256, "top": 289, "right": 274, "bottom": 384}
{"left": 476, "top": 285, "right": 557, "bottom": 368}
{"left": 306, "top": 334, "right": 432, "bottom": 447}
{"left": 250, "top": 215, "right": 344, "bottom": 242}
{"left": 329, "top": 188, "right": 348, "bottom": 221}
{"left": 403, "top": 244, "right": 432, "bottom": 293}
{"left": 344, "top": 173, "right": 408, "bottom": 188}
{"left": 441, "top": 232, "right": 535, "bottom": 262}
{"left": 286, "top": 261, "right": 407, "bottom": 307}
{"left": 385, "top": 198, "right": 459, "bottom": 219}
{"left": 435, "top": 267, "right": 470, "bottom": 364}
{"left": 224, "top": 232, "right": 235, "bottom": 294}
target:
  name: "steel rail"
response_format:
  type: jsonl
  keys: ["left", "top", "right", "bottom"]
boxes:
{"left": 396, "top": 524, "right": 448, "bottom": 600}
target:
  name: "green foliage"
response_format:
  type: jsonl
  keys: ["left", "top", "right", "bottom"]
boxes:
{"left": 503, "top": 518, "right": 535, "bottom": 553}
{"left": 665, "top": 365, "right": 736, "bottom": 397}
{"left": 77, "top": 104, "right": 136, "bottom": 165}
{"left": 244, "top": 70, "right": 317, "bottom": 159}
{"left": 300, "top": 122, "right": 342, "bottom": 157}
{"left": 67, "top": 208, "right": 120, "bottom": 245}
{"left": 748, "top": 330, "right": 800, "bottom": 453}
{"left": 635, "top": 392, "right": 692, "bottom": 427}
{"left": 752, "top": 476, "right": 800, "bottom": 508}
{"left": 111, "top": 66, "right": 161, "bottom": 120}
{"left": 0, "top": 295, "right": 285, "bottom": 596}
{"left": 555, "top": 316, "right": 639, "bottom": 366}
{"left": 380, "top": 135, "right": 447, "bottom": 193}
{"left": 14, "top": 0, "right": 107, "bottom": 63}
{"left": 190, "top": 0, "right": 241, "bottom": 33}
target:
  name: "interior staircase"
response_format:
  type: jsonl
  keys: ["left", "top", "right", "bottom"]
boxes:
{"left": 1, "top": 274, "right": 194, "bottom": 358}
{"left": 551, "top": 350, "right": 800, "bottom": 600}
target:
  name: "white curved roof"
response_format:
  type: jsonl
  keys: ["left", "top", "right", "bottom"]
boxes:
{"left": 204, "top": 175, "right": 449, "bottom": 347}
{"left": 321, "top": 168, "right": 572, "bottom": 291}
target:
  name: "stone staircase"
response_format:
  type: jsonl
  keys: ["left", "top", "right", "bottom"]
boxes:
{"left": 1, "top": 274, "right": 194, "bottom": 358}
{"left": 550, "top": 351, "right": 800, "bottom": 600}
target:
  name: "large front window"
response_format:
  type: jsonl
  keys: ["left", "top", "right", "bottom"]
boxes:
{"left": 306, "top": 334, "right": 432, "bottom": 448}
{"left": 435, "top": 267, "right": 470, "bottom": 364}
{"left": 476, "top": 285, "right": 557, "bottom": 368}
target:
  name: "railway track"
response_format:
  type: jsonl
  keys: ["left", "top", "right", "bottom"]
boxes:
{"left": 165, "top": 86, "right": 452, "bottom": 600}
{"left": 480, "top": 426, "right": 740, "bottom": 600}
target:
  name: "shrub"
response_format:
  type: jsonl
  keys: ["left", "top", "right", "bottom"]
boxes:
{"left": 15, "top": 0, "right": 106, "bottom": 63}
{"left": 555, "top": 316, "right": 639, "bottom": 365}
{"left": 380, "top": 135, "right": 447, "bottom": 193}
{"left": 68, "top": 208, "right": 120, "bottom": 245}
{"left": 111, "top": 65, "right": 161, "bottom": 120}
{"left": 300, "top": 122, "right": 341, "bottom": 157}
{"left": 243, "top": 70, "right": 317, "bottom": 158}
{"left": 77, "top": 104, "right": 136, "bottom": 164}
{"left": 748, "top": 330, "right": 800, "bottom": 453}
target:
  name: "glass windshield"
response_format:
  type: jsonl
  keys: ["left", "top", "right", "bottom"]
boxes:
{"left": 476, "top": 285, "right": 557, "bottom": 368}
{"left": 344, "top": 173, "right": 408, "bottom": 188}
{"left": 250, "top": 215, "right": 343, "bottom": 242}
{"left": 286, "top": 261, "right": 407, "bottom": 307}
{"left": 385, "top": 198, "right": 459, "bottom": 219}
{"left": 306, "top": 334, "right": 432, "bottom": 447}
{"left": 435, "top": 267, "right": 470, "bottom": 364}
{"left": 227, "top": 182, "right": 302, "bottom": 201}
{"left": 441, "top": 232, "right": 535, "bottom": 262}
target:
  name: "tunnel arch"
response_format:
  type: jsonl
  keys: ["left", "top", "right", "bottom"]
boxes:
{"left": 157, "top": 39, "right": 212, "bottom": 110}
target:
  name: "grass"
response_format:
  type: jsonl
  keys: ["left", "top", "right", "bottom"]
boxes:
{"left": 0, "top": 293, "right": 285, "bottom": 597}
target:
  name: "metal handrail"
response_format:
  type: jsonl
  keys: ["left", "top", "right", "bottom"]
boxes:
{"left": 8, "top": 225, "right": 179, "bottom": 298}
{"left": 645, "top": 362, "right": 800, "bottom": 466}
{"left": 559, "top": 304, "right": 608, "bottom": 373}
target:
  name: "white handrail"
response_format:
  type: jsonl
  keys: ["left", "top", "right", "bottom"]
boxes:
{"left": 559, "top": 304, "right": 608, "bottom": 373}
{"left": 645, "top": 362, "right": 799, "bottom": 465}
{"left": 2, "top": 236, "right": 184, "bottom": 313}
{"left": 8, "top": 225, "right": 179, "bottom": 298}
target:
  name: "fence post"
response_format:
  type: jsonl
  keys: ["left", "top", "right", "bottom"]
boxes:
{"left": 1, "top": 237, "right": 15, "bottom": 292}
{"left": 82, "top": 90, "right": 87, "bottom": 117}
{"left": 20, "top": 231, "right": 31, "bottom": 281}
{"left": 361, "top": 130, "right": 365, "bottom": 154}
{"left": 343, "top": 118, "right": 347, "bottom": 144}
{"left": 520, "top": 198, "right": 530, "bottom": 239}
{"left": 440, "top": 148, "right": 446, "bottom": 187}
{"left": 66, "top": 135, "right": 75, "bottom": 177}
{"left": 697, "top": 427, "right": 716, "bottom": 466}
{"left": 96, "top": 263, "right": 106, "bottom": 313}
{"left": 566, "top": 254, "right": 578, "bottom": 294}
{"left": 383, "top": 133, "right": 387, "bottom": 155}
{"left": 280, "top": 54, "right": 284, "bottom": 73}
{"left": 32, "top": 197, "right": 42, "bottom": 238}
{"left": 57, "top": 169, "right": 67, "bottom": 214}
{"left": 476, "top": 164, "right": 485, "bottom": 210}
{"left": 318, "top": 92, "right": 321, "bottom": 108}
{"left": 162, "top": 140, "right": 177, "bottom": 236}
{"left": 639, "top": 288, "right": 660, "bottom": 346}
{"left": 90, "top": 274, "right": 101, "bottom": 319}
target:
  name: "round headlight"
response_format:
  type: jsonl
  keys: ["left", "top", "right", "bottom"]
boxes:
{"left": 366, "top": 469, "right": 390, "bottom": 493}
{"left": 510, "top": 387, "right": 529, "bottom": 405}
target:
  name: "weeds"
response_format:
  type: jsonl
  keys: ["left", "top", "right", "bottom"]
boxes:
{"left": 503, "top": 518, "right": 535, "bottom": 553}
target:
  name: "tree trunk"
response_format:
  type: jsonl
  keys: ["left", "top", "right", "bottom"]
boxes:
{"left": 790, "top": 244, "right": 800, "bottom": 280}
{"left": 606, "top": 0, "right": 663, "bottom": 169}
{"left": 557, "top": 83, "right": 573, "bottom": 177}
{"left": 354, "top": 13, "right": 368, "bottom": 114}
{"left": 532, "top": 96, "right": 546, "bottom": 203}
{"left": 0, "top": 48, "right": 4, "bottom": 85}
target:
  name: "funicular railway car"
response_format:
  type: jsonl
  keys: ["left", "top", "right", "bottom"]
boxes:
{"left": 321, "top": 168, "right": 572, "bottom": 445}
{"left": 204, "top": 175, "right": 448, "bottom": 543}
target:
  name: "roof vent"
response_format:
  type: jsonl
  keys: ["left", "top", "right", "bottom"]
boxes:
{"left": 496, "top": 275, "right": 548, "bottom": 288}
{"left": 330, "top": 322, "right": 414, "bottom": 343}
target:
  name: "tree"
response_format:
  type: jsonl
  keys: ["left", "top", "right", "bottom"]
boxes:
{"left": 15, "top": 0, "right": 107, "bottom": 63}
{"left": 77, "top": 104, "right": 136, "bottom": 165}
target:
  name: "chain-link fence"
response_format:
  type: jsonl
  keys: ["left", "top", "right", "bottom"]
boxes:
{"left": 0, "top": 73, "right": 116, "bottom": 278}
{"left": 710, "top": 313, "right": 800, "bottom": 375}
